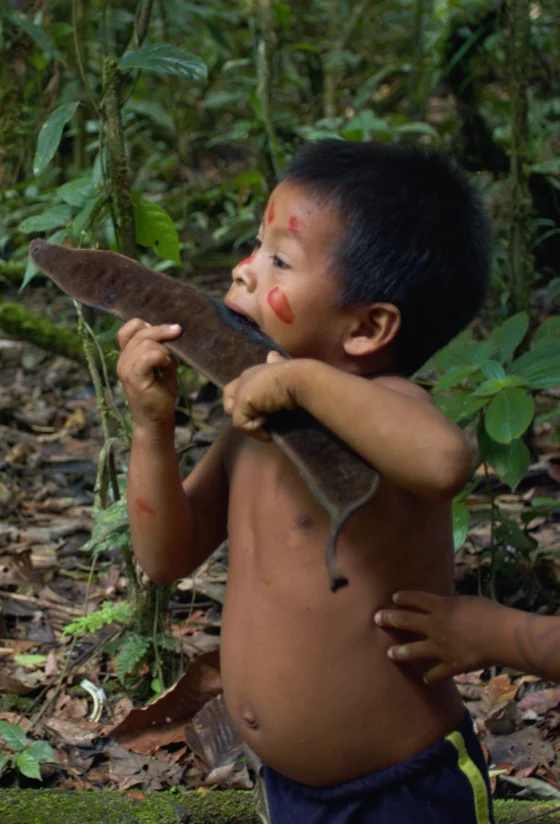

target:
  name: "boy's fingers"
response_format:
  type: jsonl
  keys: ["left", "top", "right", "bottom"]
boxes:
{"left": 392, "top": 590, "right": 439, "bottom": 612}
{"left": 423, "top": 662, "right": 456, "bottom": 685}
{"left": 118, "top": 318, "right": 150, "bottom": 350}
{"left": 387, "top": 639, "right": 435, "bottom": 662}
{"left": 374, "top": 608, "right": 428, "bottom": 633}
{"left": 120, "top": 321, "right": 182, "bottom": 352}
{"left": 267, "top": 350, "right": 285, "bottom": 363}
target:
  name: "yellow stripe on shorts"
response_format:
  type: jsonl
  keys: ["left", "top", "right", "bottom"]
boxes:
{"left": 445, "top": 730, "right": 491, "bottom": 824}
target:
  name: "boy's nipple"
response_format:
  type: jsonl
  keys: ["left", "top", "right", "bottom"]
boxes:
{"left": 242, "top": 707, "right": 260, "bottom": 730}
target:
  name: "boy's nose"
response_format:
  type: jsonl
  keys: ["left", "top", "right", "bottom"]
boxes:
{"left": 233, "top": 257, "right": 257, "bottom": 291}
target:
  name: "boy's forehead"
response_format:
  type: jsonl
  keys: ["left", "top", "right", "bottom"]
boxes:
{"left": 263, "top": 181, "right": 341, "bottom": 236}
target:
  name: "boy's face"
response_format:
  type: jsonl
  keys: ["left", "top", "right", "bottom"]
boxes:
{"left": 225, "top": 182, "right": 350, "bottom": 362}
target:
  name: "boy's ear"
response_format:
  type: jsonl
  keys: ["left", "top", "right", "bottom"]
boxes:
{"left": 343, "top": 303, "right": 401, "bottom": 358}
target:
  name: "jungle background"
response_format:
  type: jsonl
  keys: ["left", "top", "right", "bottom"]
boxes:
{"left": 0, "top": 0, "right": 560, "bottom": 817}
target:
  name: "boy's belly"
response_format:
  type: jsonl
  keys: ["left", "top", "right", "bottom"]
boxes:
{"left": 220, "top": 536, "right": 464, "bottom": 787}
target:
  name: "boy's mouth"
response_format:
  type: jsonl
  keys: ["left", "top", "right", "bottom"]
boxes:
{"left": 224, "top": 300, "right": 261, "bottom": 331}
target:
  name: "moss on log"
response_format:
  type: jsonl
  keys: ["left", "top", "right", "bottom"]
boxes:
{"left": 0, "top": 788, "right": 260, "bottom": 824}
{"left": 0, "top": 789, "right": 557, "bottom": 824}
{"left": 0, "top": 302, "right": 88, "bottom": 368}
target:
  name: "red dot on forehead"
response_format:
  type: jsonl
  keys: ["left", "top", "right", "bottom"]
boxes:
{"left": 267, "top": 200, "right": 276, "bottom": 224}
{"left": 267, "top": 287, "right": 294, "bottom": 324}
{"left": 288, "top": 215, "right": 304, "bottom": 233}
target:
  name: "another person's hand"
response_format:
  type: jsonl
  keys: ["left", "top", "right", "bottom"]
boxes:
{"left": 117, "top": 319, "right": 181, "bottom": 430}
{"left": 223, "top": 351, "right": 305, "bottom": 439}
{"left": 374, "top": 591, "right": 500, "bottom": 684}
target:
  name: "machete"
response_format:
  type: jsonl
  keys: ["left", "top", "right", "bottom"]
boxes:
{"left": 29, "top": 239, "right": 380, "bottom": 590}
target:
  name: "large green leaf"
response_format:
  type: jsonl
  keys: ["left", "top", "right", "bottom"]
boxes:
{"left": 484, "top": 388, "right": 534, "bottom": 444}
{"left": 123, "top": 99, "right": 176, "bottom": 135}
{"left": 478, "top": 424, "right": 530, "bottom": 492}
{"left": 0, "top": 722, "right": 27, "bottom": 753}
{"left": 26, "top": 741, "right": 57, "bottom": 763}
{"left": 433, "top": 340, "right": 492, "bottom": 372}
{"left": 56, "top": 177, "right": 94, "bottom": 208}
{"left": 434, "top": 392, "right": 487, "bottom": 426}
{"left": 33, "top": 102, "right": 79, "bottom": 177}
{"left": 0, "top": 754, "right": 11, "bottom": 773}
{"left": 434, "top": 365, "right": 477, "bottom": 391}
{"left": 118, "top": 44, "right": 207, "bottom": 82}
{"left": 19, "top": 205, "right": 74, "bottom": 234}
{"left": 453, "top": 501, "right": 470, "bottom": 550}
{"left": 533, "top": 316, "right": 560, "bottom": 344}
{"left": 15, "top": 752, "right": 42, "bottom": 781}
{"left": 509, "top": 340, "right": 560, "bottom": 389}
{"left": 5, "top": 12, "right": 59, "bottom": 60}
{"left": 132, "top": 193, "right": 181, "bottom": 265}
{"left": 82, "top": 499, "right": 129, "bottom": 552}
{"left": 487, "top": 312, "right": 529, "bottom": 363}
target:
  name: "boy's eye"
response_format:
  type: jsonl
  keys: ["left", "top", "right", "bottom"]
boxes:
{"left": 271, "top": 254, "right": 290, "bottom": 270}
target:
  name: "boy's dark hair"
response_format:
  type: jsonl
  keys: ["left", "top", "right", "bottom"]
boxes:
{"left": 282, "top": 139, "right": 492, "bottom": 375}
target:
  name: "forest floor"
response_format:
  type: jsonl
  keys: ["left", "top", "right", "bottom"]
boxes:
{"left": 1, "top": 276, "right": 560, "bottom": 814}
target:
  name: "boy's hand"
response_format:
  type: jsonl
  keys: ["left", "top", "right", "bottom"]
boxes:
{"left": 223, "top": 351, "right": 303, "bottom": 439}
{"left": 117, "top": 319, "right": 181, "bottom": 431}
{"left": 374, "top": 591, "right": 496, "bottom": 684}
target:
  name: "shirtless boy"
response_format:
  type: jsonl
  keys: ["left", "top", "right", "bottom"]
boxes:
{"left": 117, "top": 139, "right": 493, "bottom": 823}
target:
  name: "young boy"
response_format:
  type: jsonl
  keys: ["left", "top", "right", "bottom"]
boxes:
{"left": 375, "top": 590, "right": 560, "bottom": 684}
{"left": 117, "top": 139, "right": 493, "bottom": 823}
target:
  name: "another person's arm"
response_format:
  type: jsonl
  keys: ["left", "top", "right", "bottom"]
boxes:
{"left": 118, "top": 319, "right": 228, "bottom": 586}
{"left": 374, "top": 591, "right": 560, "bottom": 684}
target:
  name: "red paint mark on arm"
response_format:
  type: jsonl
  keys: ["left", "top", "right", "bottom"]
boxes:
{"left": 266, "top": 200, "right": 275, "bottom": 224}
{"left": 267, "top": 287, "right": 294, "bottom": 324}
{"left": 288, "top": 215, "right": 305, "bottom": 234}
{"left": 135, "top": 497, "right": 156, "bottom": 516}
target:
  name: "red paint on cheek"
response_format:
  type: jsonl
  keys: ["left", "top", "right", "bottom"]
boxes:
{"left": 239, "top": 252, "right": 256, "bottom": 267}
{"left": 135, "top": 497, "right": 156, "bottom": 517}
{"left": 288, "top": 215, "right": 305, "bottom": 233}
{"left": 267, "top": 287, "right": 294, "bottom": 324}
{"left": 267, "top": 200, "right": 275, "bottom": 224}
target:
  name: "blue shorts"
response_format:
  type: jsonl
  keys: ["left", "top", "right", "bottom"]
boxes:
{"left": 263, "top": 712, "right": 494, "bottom": 824}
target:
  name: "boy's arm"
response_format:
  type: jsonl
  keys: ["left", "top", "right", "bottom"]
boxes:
{"left": 375, "top": 591, "right": 560, "bottom": 684}
{"left": 224, "top": 355, "right": 471, "bottom": 501}
{"left": 118, "top": 318, "right": 228, "bottom": 587}
{"left": 128, "top": 425, "right": 229, "bottom": 586}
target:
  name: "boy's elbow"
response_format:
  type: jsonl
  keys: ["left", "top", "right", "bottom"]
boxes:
{"left": 428, "top": 436, "right": 473, "bottom": 502}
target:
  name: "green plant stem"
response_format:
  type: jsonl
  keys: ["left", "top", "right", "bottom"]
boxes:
{"left": 505, "top": 0, "right": 533, "bottom": 314}
{"left": 72, "top": 0, "right": 100, "bottom": 118}
{"left": 76, "top": 305, "right": 139, "bottom": 599}
{"left": 101, "top": 56, "right": 136, "bottom": 258}
{"left": 323, "top": 0, "right": 370, "bottom": 120}
{"left": 253, "top": 0, "right": 282, "bottom": 183}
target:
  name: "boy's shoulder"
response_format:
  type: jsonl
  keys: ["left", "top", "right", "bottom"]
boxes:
{"left": 370, "top": 373, "right": 433, "bottom": 405}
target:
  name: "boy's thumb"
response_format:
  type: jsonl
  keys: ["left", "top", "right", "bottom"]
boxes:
{"left": 267, "top": 350, "right": 285, "bottom": 363}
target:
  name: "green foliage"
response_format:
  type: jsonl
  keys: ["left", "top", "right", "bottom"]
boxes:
{"left": 118, "top": 44, "right": 207, "bottom": 81}
{"left": 115, "top": 632, "right": 151, "bottom": 682}
{"left": 33, "top": 102, "right": 80, "bottom": 177}
{"left": 62, "top": 601, "right": 133, "bottom": 637}
{"left": 0, "top": 721, "right": 57, "bottom": 782}
{"left": 430, "top": 311, "right": 560, "bottom": 564}
{"left": 80, "top": 498, "right": 130, "bottom": 556}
